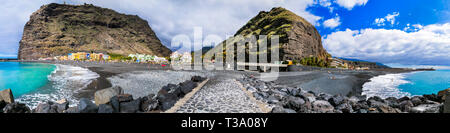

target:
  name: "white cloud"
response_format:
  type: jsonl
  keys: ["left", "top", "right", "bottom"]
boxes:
{"left": 335, "top": 0, "right": 368, "bottom": 10}
{"left": 404, "top": 23, "right": 424, "bottom": 32}
{"left": 323, "top": 23, "right": 450, "bottom": 65}
{"left": 374, "top": 12, "right": 400, "bottom": 26}
{"left": 0, "top": 0, "right": 59, "bottom": 56}
{"left": 385, "top": 12, "right": 400, "bottom": 25}
{"left": 317, "top": 0, "right": 334, "bottom": 12}
{"left": 323, "top": 14, "right": 341, "bottom": 29}
{"left": 412, "top": 24, "right": 424, "bottom": 29}
{"left": 374, "top": 18, "right": 386, "bottom": 26}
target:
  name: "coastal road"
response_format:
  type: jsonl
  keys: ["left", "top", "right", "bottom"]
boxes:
{"left": 175, "top": 72, "right": 268, "bottom": 113}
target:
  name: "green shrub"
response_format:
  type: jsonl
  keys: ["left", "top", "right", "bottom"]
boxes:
{"left": 300, "top": 57, "right": 329, "bottom": 67}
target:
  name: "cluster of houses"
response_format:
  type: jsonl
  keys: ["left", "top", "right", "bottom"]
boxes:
{"left": 51, "top": 52, "right": 111, "bottom": 61}
{"left": 38, "top": 51, "right": 194, "bottom": 64}
{"left": 170, "top": 51, "right": 192, "bottom": 64}
{"left": 127, "top": 54, "right": 168, "bottom": 63}
{"left": 329, "top": 57, "right": 370, "bottom": 70}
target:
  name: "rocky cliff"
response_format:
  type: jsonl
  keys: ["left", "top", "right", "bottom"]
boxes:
{"left": 204, "top": 7, "right": 330, "bottom": 62}
{"left": 19, "top": 3, "right": 171, "bottom": 60}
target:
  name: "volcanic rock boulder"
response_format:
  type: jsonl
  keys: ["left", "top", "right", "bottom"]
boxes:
{"left": 0, "top": 89, "right": 14, "bottom": 104}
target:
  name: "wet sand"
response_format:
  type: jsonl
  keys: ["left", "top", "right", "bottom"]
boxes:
{"left": 49, "top": 61, "right": 172, "bottom": 99}
{"left": 270, "top": 67, "right": 428, "bottom": 97}
{"left": 272, "top": 71, "right": 382, "bottom": 97}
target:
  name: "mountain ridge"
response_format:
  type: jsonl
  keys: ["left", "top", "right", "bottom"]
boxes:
{"left": 204, "top": 7, "right": 330, "bottom": 63}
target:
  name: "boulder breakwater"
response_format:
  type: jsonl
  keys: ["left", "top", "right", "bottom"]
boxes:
{"left": 0, "top": 76, "right": 207, "bottom": 113}
{"left": 239, "top": 74, "right": 450, "bottom": 113}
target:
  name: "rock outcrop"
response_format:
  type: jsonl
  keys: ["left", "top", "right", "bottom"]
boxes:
{"left": 205, "top": 7, "right": 330, "bottom": 62}
{"left": 0, "top": 89, "right": 14, "bottom": 104}
{"left": 19, "top": 3, "right": 171, "bottom": 60}
{"left": 94, "top": 86, "right": 123, "bottom": 105}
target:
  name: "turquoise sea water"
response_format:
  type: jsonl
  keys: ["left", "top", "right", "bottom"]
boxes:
{"left": 0, "top": 62, "right": 56, "bottom": 98}
{"left": 398, "top": 69, "right": 450, "bottom": 96}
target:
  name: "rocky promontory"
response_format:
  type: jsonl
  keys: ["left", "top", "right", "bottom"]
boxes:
{"left": 19, "top": 3, "right": 171, "bottom": 60}
{"left": 205, "top": 7, "right": 330, "bottom": 62}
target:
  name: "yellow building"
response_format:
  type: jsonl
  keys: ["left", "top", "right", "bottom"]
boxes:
{"left": 68, "top": 52, "right": 88, "bottom": 60}
{"left": 90, "top": 53, "right": 104, "bottom": 61}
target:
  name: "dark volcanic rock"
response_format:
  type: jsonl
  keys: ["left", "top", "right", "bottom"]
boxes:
{"left": 109, "top": 96, "right": 120, "bottom": 112}
{"left": 398, "top": 96, "right": 410, "bottom": 102}
{"left": 399, "top": 100, "right": 414, "bottom": 112}
{"left": 141, "top": 94, "right": 158, "bottom": 112}
{"left": 180, "top": 80, "right": 198, "bottom": 95}
{"left": 271, "top": 106, "right": 296, "bottom": 113}
{"left": 423, "top": 94, "right": 439, "bottom": 102}
{"left": 191, "top": 76, "right": 206, "bottom": 82}
{"left": 157, "top": 93, "right": 178, "bottom": 111}
{"left": 34, "top": 102, "right": 57, "bottom": 113}
{"left": 299, "top": 92, "right": 316, "bottom": 102}
{"left": 2, "top": 103, "right": 31, "bottom": 113}
{"left": 98, "top": 104, "right": 114, "bottom": 113}
{"left": 283, "top": 96, "right": 305, "bottom": 111}
{"left": 18, "top": 3, "right": 171, "bottom": 60}
{"left": 336, "top": 103, "right": 353, "bottom": 113}
{"left": 311, "top": 100, "right": 334, "bottom": 113}
{"left": 117, "top": 94, "right": 133, "bottom": 103}
{"left": 384, "top": 97, "right": 400, "bottom": 108}
{"left": 120, "top": 99, "right": 142, "bottom": 113}
{"left": 0, "top": 100, "right": 6, "bottom": 113}
{"left": 411, "top": 96, "right": 425, "bottom": 106}
{"left": 53, "top": 99, "right": 69, "bottom": 113}
{"left": 78, "top": 98, "right": 98, "bottom": 113}
{"left": 65, "top": 107, "right": 79, "bottom": 113}
{"left": 328, "top": 95, "right": 346, "bottom": 106}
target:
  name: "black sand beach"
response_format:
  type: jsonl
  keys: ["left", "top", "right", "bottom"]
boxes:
{"left": 45, "top": 61, "right": 172, "bottom": 99}
{"left": 27, "top": 60, "right": 426, "bottom": 100}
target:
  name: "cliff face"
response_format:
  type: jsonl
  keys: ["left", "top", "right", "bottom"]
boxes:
{"left": 205, "top": 7, "right": 330, "bottom": 62}
{"left": 19, "top": 3, "right": 171, "bottom": 60}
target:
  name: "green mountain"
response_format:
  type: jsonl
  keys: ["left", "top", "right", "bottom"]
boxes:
{"left": 204, "top": 7, "right": 330, "bottom": 63}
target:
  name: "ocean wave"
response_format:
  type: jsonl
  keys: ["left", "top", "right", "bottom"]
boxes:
{"left": 16, "top": 64, "right": 99, "bottom": 109}
{"left": 362, "top": 73, "right": 412, "bottom": 99}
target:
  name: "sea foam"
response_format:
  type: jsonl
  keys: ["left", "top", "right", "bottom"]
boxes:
{"left": 16, "top": 64, "right": 99, "bottom": 109}
{"left": 362, "top": 73, "right": 412, "bottom": 99}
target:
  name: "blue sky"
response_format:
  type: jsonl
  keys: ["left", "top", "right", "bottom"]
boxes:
{"left": 0, "top": 0, "right": 449, "bottom": 66}
{"left": 311, "top": 0, "right": 449, "bottom": 35}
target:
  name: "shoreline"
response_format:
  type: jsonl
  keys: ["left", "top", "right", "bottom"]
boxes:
{"left": 2, "top": 60, "right": 435, "bottom": 101}
{"left": 270, "top": 68, "right": 425, "bottom": 97}
{"left": 49, "top": 61, "right": 172, "bottom": 100}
